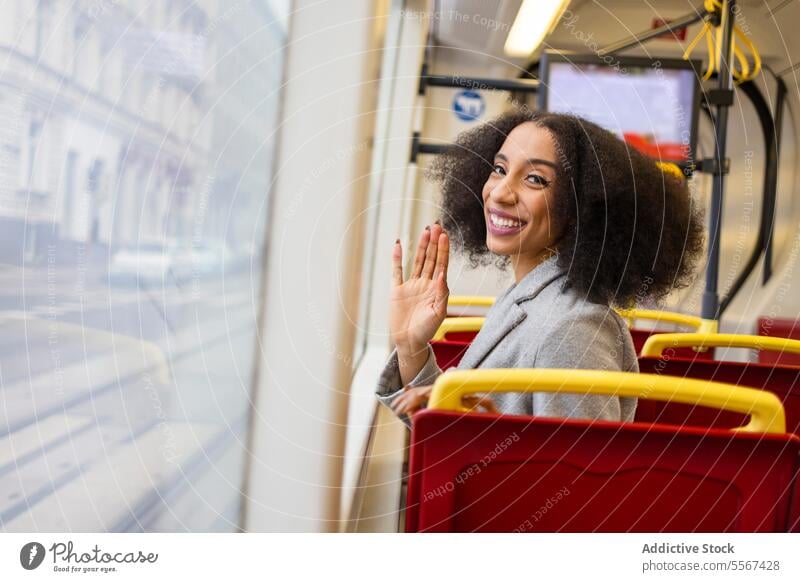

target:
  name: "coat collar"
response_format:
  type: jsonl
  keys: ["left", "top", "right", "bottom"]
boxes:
{"left": 507, "top": 254, "right": 567, "bottom": 305}
{"left": 456, "top": 255, "right": 567, "bottom": 370}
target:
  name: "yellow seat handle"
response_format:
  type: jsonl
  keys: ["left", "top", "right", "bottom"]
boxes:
{"left": 439, "top": 308, "right": 704, "bottom": 337}
{"left": 655, "top": 161, "right": 686, "bottom": 180}
{"left": 641, "top": 332, "right": 800, "bottom": 359}
{"left": 615, "top": 308, "right": 704, "bottom": 331}
{"left": 447, "top": 295, "right": 496, "bottom": 308}
{"left": 432, "top": 317, "right": 485, "bottom": 341}
{"left": 427, "top": 368, "right": 786, "bottom": 434}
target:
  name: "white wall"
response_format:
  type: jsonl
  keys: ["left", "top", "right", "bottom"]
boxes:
{"left": 244, "top": 0, "right": 387, "bottom": 532}
{"left": 340, "top": 0, "right": 433, "bottom": 530}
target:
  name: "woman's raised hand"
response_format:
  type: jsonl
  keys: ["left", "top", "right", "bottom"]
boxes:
{"left": 390, "top": 222, "right": 450, "bottom": 355}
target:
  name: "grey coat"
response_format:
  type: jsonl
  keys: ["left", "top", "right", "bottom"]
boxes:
{"left": 376, "top": 255, "right": 638, "bottom": 428}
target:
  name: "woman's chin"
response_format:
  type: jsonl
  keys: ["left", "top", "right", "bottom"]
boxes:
{"left": 486, "top": 237, "right": 518, "bottom": 255}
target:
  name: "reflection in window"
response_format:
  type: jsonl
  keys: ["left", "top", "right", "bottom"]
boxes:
{"left": 0, "top": 1, "right": 289, "bottom": 532}
{"left": 25, "top": 118, "right": 42, "bottom": 189}
{"left": 34, "top": 0, "right": 52, "bottom": 58}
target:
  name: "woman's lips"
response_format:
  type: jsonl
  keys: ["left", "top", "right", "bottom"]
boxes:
{"left": 486, "top": 212, "right": 526, "bottom": 236}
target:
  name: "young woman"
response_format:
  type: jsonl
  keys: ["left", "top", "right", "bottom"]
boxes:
{"left": 376, "top": 109, "right": 705, "bottom": 427}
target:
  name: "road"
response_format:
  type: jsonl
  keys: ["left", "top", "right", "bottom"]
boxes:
{"left": 0, "top": 259, "right": 263, "bottom": 532}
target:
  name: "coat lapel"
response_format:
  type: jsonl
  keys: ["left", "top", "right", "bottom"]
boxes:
{"left": 456, "top": 301, "right": 526, "bottom": 369}
{"left": 456, "top": 256, "right": 567, "bottom": 370}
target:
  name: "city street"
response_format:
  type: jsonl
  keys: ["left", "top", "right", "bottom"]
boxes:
{"left": 0, "top": 259, "right": 262, "bottom": 531}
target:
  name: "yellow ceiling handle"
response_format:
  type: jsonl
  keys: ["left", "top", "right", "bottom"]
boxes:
{"left": 427, "top": 368, "right": 786, "bottom": 433}
{"left": 735, "top": 25, "right": 761, "bottom": 80}
{"left": 732, "top": 42, "right": 750, "bottom": 82}
{"left": 447, "top": 295, "right": 496, "bottom": 307}
{"left": 682, "top": 19, "right": 709, "bottom": 61}
{"left": 685, "top": 0, "right": 762, "bottom": 84}
{"left": 432, "top": 317, "right": 485, "bottom": 341}
{"left": 683, "top": 20, "right": 715, "bottom": 80}
{"left": 615, "top": 308, "right": 704, "bottom": 330}
{"left": 641, "top": 332, "right": 800, "bottom": 358}
{"left": 702, "top": 22, "right": 716, "bottom": 81}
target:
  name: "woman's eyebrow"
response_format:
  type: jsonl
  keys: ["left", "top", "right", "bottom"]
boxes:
{"left": 495, "top": 152, "right": 557, "bottom": 170}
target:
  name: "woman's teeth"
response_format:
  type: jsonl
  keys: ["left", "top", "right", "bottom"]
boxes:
{"left": 490, "top": 213, "right": 524, "bottom": 228}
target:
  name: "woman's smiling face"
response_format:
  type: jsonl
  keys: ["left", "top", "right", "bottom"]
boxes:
{"left": 482, "top": 121, "right": 561, "bottom": 275}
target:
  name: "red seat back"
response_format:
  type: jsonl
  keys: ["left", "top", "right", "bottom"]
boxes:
{"left": 758, "top": 317, "right": 800, "bottom": 366}
{"left": 439, "top": 330, "right": 478, "bottom": 342}
{"left": 433, "top": 329, "right": 713, "bottom": 372}
{"left": 431, "top": 331, "right": 479, "bottom": 370}
{"left": 430, "top": 340, "right": 470, "bottom": 371}
{"left": 636, "top": 357, "right": 800, "bottom": 434}
{"left": 407, "top": 410, "right": 800, "bottom": 532}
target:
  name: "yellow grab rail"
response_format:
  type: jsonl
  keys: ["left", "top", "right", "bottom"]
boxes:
{"left": 427, "top": 368, "right": 786, "bottom": 434}
{"left": 615, "top": 308, "right": 704, "bottom": 331}
{"left": 447, "top": 295, "right": 496, "bottom": 308}
{"left": 641, "top": 333, "right": 800, "bottom": 359}
{"left": 434, "top": 309, "right": 713, "bottom": 343}
{"left": 432, "top": 317, "right": 485, "bottom": 341}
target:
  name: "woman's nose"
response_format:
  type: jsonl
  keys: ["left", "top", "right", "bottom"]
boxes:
{"left": 488, "top": 178, "right": 517, "bottom": 204}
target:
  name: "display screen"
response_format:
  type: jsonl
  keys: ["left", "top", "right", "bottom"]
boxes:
{"left": 544, "top": 60, "right": 698, "bottom": 162}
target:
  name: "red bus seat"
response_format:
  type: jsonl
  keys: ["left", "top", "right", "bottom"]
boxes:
{"left": 637, "top": 358, "right": 800, "bottom": 433}
{"left": 431, "top": 317, "right": 484, "bottom": 369}
{"left": 406, "top": 369, "right": 798, "bottom": 533}
{"left": 433, "top": 310, "right": 716, "bottom": 370}
{"left": 430, "top": 327, "right": 713, "bottom": 371}
{"left": 759, "top": 317, "right": 800, "bottom": 366}
{"left": 636, "top": 333, "right": 800, "bottom": 434}
{"left": 431, "top": 340, "right": 471, "bottom": 370}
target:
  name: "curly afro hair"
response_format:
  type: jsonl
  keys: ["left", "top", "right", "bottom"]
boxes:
{"left": 428, "top": 108, "right": 705, "bottom": 307}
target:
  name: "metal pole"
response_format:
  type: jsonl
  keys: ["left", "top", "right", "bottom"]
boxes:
{"left": 719, "top": 80, "right": 775, "bottom": 316}
{"left": 702, "top": 0, "right": 736, "bottom": 321}
{"left": 423, "top": 74, "right": 540, "bottom": 94}
{"left": 764, "top": 78, "right": 787, "bottom": 284}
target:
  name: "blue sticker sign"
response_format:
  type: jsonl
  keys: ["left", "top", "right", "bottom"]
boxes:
{"left": 452, "top": 90, "right": 485, "bottom": 122}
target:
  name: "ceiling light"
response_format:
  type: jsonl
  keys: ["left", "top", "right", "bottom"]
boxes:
{"left": 504, "top": 0, "right": 571, "bottom": 57}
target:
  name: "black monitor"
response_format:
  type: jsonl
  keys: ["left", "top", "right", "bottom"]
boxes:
{"left": 538, "top": 51, "right": 702, "bottom": 165}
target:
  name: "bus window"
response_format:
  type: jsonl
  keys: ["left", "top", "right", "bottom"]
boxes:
{"left": 0, "top": 0, "right": 289, "bottom": 532}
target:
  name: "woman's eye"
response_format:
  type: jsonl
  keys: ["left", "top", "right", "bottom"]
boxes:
{"left": 492, "top": 164, "right": 506, "bottom": 175}
{"left": 526, "top": 174, "right": 549, "bottom": 187}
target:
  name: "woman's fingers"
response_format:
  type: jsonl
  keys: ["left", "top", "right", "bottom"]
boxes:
{"left": 391, "top": 385, "right": 431, "bottom": 415}
{"left": 391, "top": 392, "right": 408, "bottom": 412}
{"left": 408, "top": 222, "right": 446, "bottom": 281}
{"left": 434, "top": 267, "right": 449, "bottom": 316}
{"left": 434, "top": 230, "right": 449, "bottom": 280}
{"left": 392, "top": 392, "right": 417, "bottom": 415}
{"left": 420, "top": 223, "right": 442, "bottom": 279}
{"left": 481, "top": 397, "right": 499, "bottom": 414}
{"left": 461, "top": 394, "right": 499, "bottom": 414}
{"left": 432, "top": 231, "right": 449, "bottom": 313}
{"left": 395, "top": 387, "right": 498, "bottom": 417}
{"left": 411, "top": 227, "right": 431, "bottom": 278}
{"left": 391, "top": 385, "right": 414, "bottom": 412}
{"left": 461, "top": 395, "right": 478, "bottom": 411}
{"left": 391, "top": 239, "right": 403, "bottom": 286}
